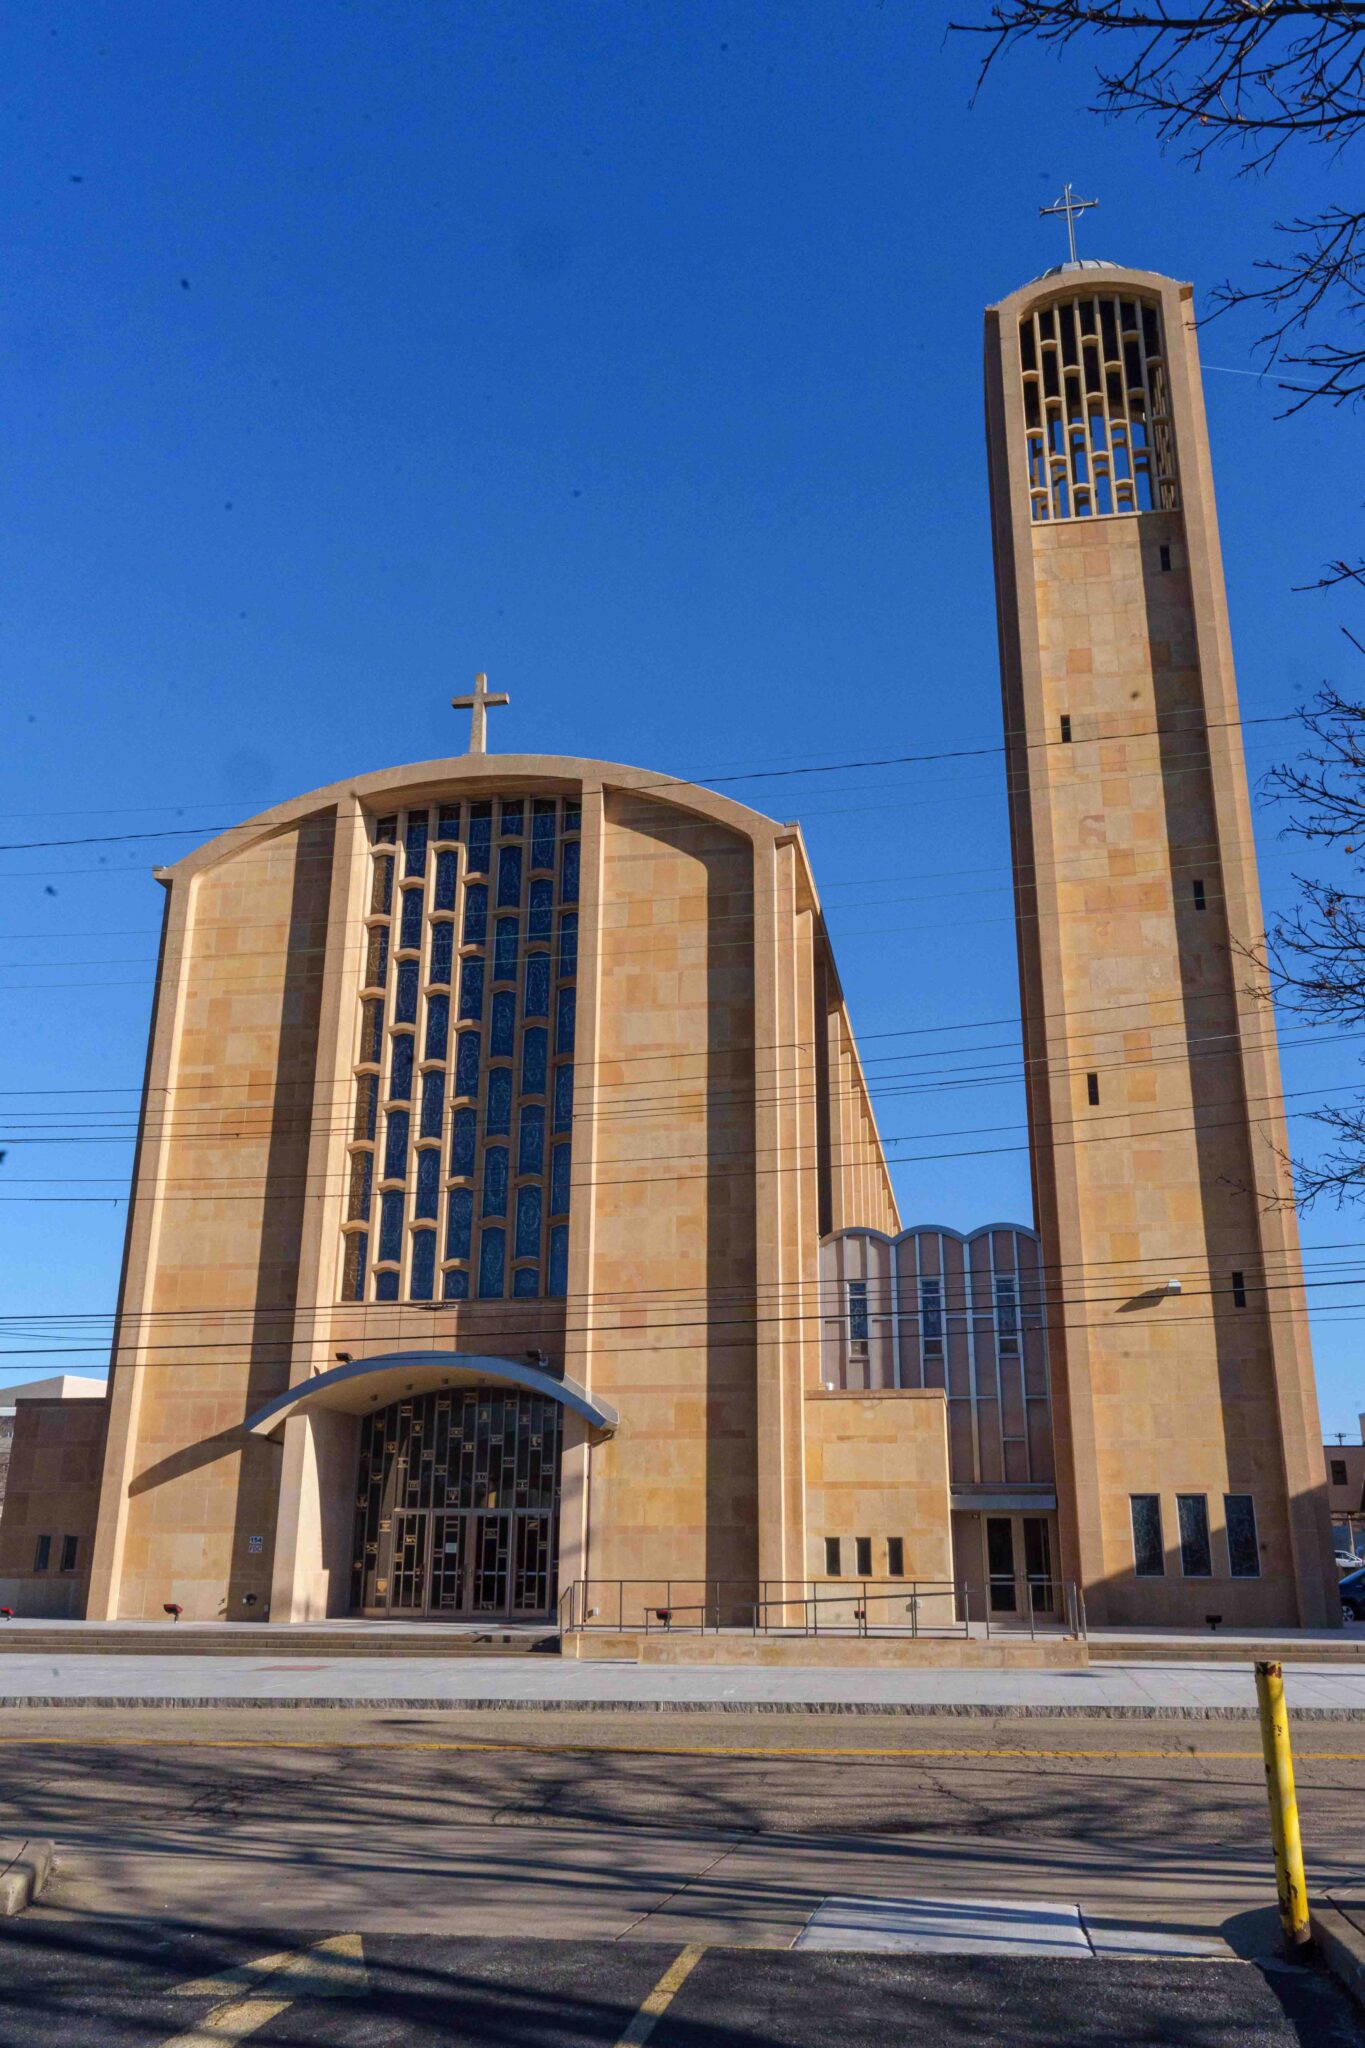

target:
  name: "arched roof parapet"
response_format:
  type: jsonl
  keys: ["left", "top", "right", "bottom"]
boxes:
{"left": 156, "top": 753, "right": 789, "bottom": 885}
{"left": 821, "top": 1221, "right": 1038, "bottom": 1250}
{"left": 989, "top": 264, "right": 1190, "bottom": 327}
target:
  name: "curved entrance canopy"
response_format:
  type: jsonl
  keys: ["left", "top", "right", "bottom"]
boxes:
{"left": 242, "top": 1352, "right": 618, "bottom": 1442}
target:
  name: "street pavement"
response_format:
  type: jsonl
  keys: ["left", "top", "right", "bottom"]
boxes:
{"left": 2, "top": 1649, "right": 1365, "bottom": 1710}
{"left": 4, "top": 1709, "right": 1365, "bottom": 2041}
{"left": 0, "top": 1921, "right": 1361, "bottom": 2046}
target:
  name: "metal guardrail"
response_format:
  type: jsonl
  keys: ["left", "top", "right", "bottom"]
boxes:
{"left": 556, "top": 1575, "right": 1086, "bottom": 1641}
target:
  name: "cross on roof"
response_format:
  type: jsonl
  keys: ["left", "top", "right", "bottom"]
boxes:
{"left": 1040, "top": 184, "right": 1099, "bottom": 266}
{"left": 451, "top": 672, "right": 510, "bottom": 756}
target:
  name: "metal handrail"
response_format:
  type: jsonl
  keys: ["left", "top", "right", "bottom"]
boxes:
{"left": 644, "top": 1582, "right": 971, "bottom": 1640}
{"left": 554, "top": 1574, "right": 1087, "bottom": 1642}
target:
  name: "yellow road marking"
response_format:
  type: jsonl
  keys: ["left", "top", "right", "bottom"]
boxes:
{"left": 1, "top": 1734, "right": 1363, "bottom": 1760}
{"left": 616, "top": 1944, "right": 706, "bottom": 2046}
{"left": 160, "top": 1994, "right": 294, "bottom": 2046}
{"left": 162, "top": 1932, "right": 367, "bottom": 2043}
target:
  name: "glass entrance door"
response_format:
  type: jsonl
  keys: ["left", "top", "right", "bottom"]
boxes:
{"left": 986, "top": 1516, "right": 1017, "bottom": 1612}
{"left": 352, "top": 1389, "right": 562, "bottom": 1618}
{"left": 1023, "top": 1515, "right": 1054, "bottom": 1613}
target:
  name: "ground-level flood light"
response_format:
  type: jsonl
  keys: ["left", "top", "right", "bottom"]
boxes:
{"left": 163, "top": 1602, "right": 183, "bottom": 1620}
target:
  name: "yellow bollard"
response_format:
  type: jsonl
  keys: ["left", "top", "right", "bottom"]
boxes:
{"left": 1255, "top": 1659, "right": 1312, "bottom": 1950}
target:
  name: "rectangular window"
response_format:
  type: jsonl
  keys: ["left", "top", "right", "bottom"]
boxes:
{"left": 430, "top": 920, "right": 453, "bottom": 986}
{"left": 414, "top": 1147, "right": 441, "bottom": 1220}
{"left": 446, "top": 1185, "right": 473, "bottom": 1261}
{"left": 493, "top": 917, "right": 519, "bottom": 983}
{"left": 1159, "top": 542, "right": 1172, "bottom": 570}
{"left": 919, "top": 1275, "right": 944, "bottom": 1357}
{"left": 547, "top": 1222, "right": 569, "bottom": 1298}
{"left": 342, "top": 1230, "right": 368, "bottom": 1301}
{"left": 1130, "top": 1495, "right": 1164, "bottom": 1577}
{"left": 531, "top": 799, "right": 557, "bottom": 871}
{"left": 1192, "top": 878, "right": 1206, "bottom": 911}
{"left": 1177, "top": 1494, "right": 1212, "bottom": 1578}
{"left": 61, "top": 1534, "right": 78, "bottom": 1579}
{"left": 450, "top": 1105, "right": 476, "bottom": 1178}
{"left": 467, "top": 803, "right": 492, "bottom": 874}
{"left": 847, "top": 1279, "right": 869, "bottom": 1351}
{"left": 995, "top": 1274, "right": 1019, "bottom": 1354}
{"left": 347, "top": 1148, "right": 373, "bottom": 1221}
{"left": 410, "top": 1228, "right": 437, "bottom": 1299}
{"left": 550, "top": 1142, "right": 572, "bottom": 1216}
{"left": 855, "top": 1536, "right": 872, "bottom": 1578}
{"left": 886, "top": 1537, "right": 905, "bottom": 1578}
{"left": 497, "top": 843, "right": 522, "bottom": 910}
{"left": 404, "top": 811, "right": 428, "bottom": 876}
{"left": 1225, "top": 1494, "right": 1260, "bottom": 1579}
{"left": 33, "top": 1534, "right": 51, "bottom": 1573}
{"left": 824, "top": 1536, "right": 842, "bottom": 1577}
{"left": 1332, "top": 1459, "right": 1349, "bottom": 1488}
{"left": 1231, "top": 1270, "right": 1247, "bottom": 1309}
{"left": 1059, "top": 714, "right": 1072, "bottom": 743}
{"left": 477, "top": 1225, "right": 506, "bottom": 1299}
{"left": 458, "top": 958, "right": 485, "bottom": 1022}
{"left": 1086, "top": 1072, "right": 1100, "bottom": 1106}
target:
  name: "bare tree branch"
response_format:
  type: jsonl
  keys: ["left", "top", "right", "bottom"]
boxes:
{"left": 1260, "top": 685, "right": 1365, "bottom": 1204}
{"left": 953, "top": 3, "right": 1365, "bottom": 412}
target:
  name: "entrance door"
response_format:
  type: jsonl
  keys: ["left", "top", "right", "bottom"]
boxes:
{"left": 389, "top": 1511, "right": 430, "bottom": 1611}
{"left": 1023, "top": 1515, "right": 1054, "bottom": 1613}
{"left": 986, "top": 1516, "right": 1017, "bottom": 1612}
{"left": 428, "top": 1512, "right": 467, "bottom": 1613}
{"left": 352, "top": 1388, "right": 562, "bottom": 1619}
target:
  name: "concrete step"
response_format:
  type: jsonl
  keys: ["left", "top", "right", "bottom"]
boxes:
{"left": 1089, "top": 1637, "right": 1365, "bottom": 1664}
{"left": 0, "top": 1625, "right": 561, "bottom": 1658}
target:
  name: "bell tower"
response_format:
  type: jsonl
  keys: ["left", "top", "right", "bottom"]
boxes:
{"left": 984, "top": 256, "right": 1337, "bottom": 1624}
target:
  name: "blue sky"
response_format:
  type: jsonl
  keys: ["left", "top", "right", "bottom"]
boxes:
{"left": 2, "top": 4, "right": 1362, "bottom": 1435}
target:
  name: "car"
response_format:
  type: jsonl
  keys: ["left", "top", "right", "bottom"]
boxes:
{"left": 1336, "top": 1551, "right": 1361, "bottom": 1572}
{"left": 1340, "top": 1566, "right": 1365, "bottom": 1622}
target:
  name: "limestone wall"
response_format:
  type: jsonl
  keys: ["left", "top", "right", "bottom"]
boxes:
{"left": 575, "top": 789, "right": 760, "bottom": 1591}
{"left": 0, "top": 1398, "right": 107, "bottom": 1616}
{"left": 94, "top": 814, "right": 335, "bottom": 1619}
{"left": 802, "top": 1387, "right": 952, "bottom": 1591}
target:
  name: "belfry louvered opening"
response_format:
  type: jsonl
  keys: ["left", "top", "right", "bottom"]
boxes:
{"left": 1020, "top": 292, "right": 1178, "bottom": 523}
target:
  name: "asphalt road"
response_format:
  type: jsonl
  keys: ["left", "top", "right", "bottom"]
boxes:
{"left": 3, "top": 1709, "right": 1365, "bottom": 2044}
{"left": 0, "top": 1922, "right": 1360, "bottom": 2047}
{"left": 5, "top": 1705, "right": 1365, "bottom": 1854}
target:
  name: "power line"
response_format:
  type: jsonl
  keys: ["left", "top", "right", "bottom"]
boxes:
{"left": 0, "top": 1263, "right": 1358, "bottom": 1368}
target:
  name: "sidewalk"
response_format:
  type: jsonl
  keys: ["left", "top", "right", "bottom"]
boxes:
{"left": 2, "top": 1650, "right": 1363, "bottom": 1713}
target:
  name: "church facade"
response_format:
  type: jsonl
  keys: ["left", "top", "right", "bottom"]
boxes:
{"left": 78, "top": 745, "right": 964, "bottom": 1626}
{"left": 0, "top": 254, "right": 1339, "bottom": 1630}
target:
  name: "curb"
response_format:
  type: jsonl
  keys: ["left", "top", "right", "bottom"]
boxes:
{"left": 0, "top": 1695, "right": 1363, "bottom": 1719}
{"left": 0, "top": 1838, "right": 52, "bottom": 1917}
{"left": 1312, "top": 1902, "right": 1365, "bottom": 2011}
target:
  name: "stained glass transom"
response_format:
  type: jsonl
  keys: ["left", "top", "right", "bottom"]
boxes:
{"left": 343, "top": 793, "right": 580, "bottom": 1303}
{"left": 1019, "top": 292, "right": 1178, "bottom": 523}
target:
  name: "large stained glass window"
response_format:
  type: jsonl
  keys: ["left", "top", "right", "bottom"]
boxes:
{"left": 342, "top": 792, "right": 580, "bottom": 1303}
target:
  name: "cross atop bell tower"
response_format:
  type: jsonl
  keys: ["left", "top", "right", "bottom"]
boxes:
{"left": 451, "top": 671, "right": 510, "bottom": 755}
{"left": 1039, "top": 183, "right": 1098, "bottom": 265}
